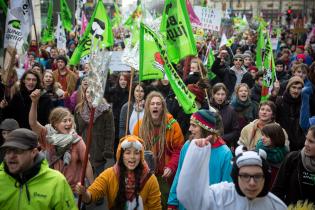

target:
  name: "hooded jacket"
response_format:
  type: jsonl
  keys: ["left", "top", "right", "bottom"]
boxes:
{"left": 0, "top": 153, "right": 76, "bottom": 210}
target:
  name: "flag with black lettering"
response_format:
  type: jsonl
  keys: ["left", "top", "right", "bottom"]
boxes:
{"left": 10, "top": 0, "right": 34, "bottom": 43}
{"left": 4, "top": 9, "right": 24, "bottom": 50}
{"left": 142, "top": 23, "right": 198, "bottom": 114}
{"left": 41, "top": 0, "right": 54, "bottom": 43}
{"left": 160, "top": 0, "right": 197, "bottom": 64}
{"left": 69, "top": 0, "right": 114, "bottom": 65}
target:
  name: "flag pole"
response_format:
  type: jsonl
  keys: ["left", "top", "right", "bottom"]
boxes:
{"left": 28, "top": 0, "right": 39, "bottom": 50}
{"left": 77, "top": 107, "right": 95, "bottom": 208}
{"left": 125, "top": 68, "right": 134, "bottom": 136}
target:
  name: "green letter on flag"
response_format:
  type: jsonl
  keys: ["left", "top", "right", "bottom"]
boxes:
{"left": 160, "top": 0, "right": 197, "bottom": 64}
{"left": 143, "top": 23, "right": 198, "bottom": 114}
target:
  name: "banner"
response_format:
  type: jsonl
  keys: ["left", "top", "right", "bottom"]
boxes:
{"left": 139, "top": 23, "right": 164, "bottom": 81}
{"left": 4, "top": 9, "right": 24, "bottom": 50}
{"left": 41, "top": 0, "right": 54, "bottom": 43}
{"left": 261, "top": 34, "right": 276, "bottom": 102}
{"left": 10, "top": 0, "right": 34, "bottom": 42}
{"left": 143, "top": 23, "right": 198, "bottom": 114}
{"left": 56, "top": 14, "right": 67, "bottom": 50}
{"left": 192, "top": 6, "right": 222, "bottom": 31}
{"left": 69, "top": 0, "right": 114, "bottom": 65}
{"left": 60, "top": 0, "right": 72, "bottom": 32}
{"left": 160, "top": 0, "right": 197, "bottom": 64}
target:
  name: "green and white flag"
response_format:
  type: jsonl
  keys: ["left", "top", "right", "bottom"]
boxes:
{"left": 41, "top": 0, "right": 54, "bottom": 43}
{"left": 139, "top": 23, "right": 164, "bottom": 81}
{"left": 261, "top": 34, "right": 276, "bottom": 102}
{"left": 60, "top": 0, "right": 72, "bottom": 32}
{"left": 69, "top": 0, "right": 114, "bottom": 65}
{"left": 256, "top": 23, "right": 265, "bottom": 71}
{"left": 143, "top": 23, "right": 198, "bottom": 114}
{"left": 160, "top": 0, "right": 197, "bottom": 64}
{"left": 203, "top": 43, "right": 216, "bottom": 80}
{"left": 4, "top": 9, "right": 24, "bottom": 50}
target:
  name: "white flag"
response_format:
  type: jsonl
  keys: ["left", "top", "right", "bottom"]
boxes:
{"left": 10, "top": 0, "right": 34, "bottom": 42}
{"left": 219, "top": 33, "right": 227, "bottom": 48}
{"left": 56, "top": 14, "right": 67, "bottom": 50}
{"left": 4, "top": 9, "right": 24, "bottom": 51}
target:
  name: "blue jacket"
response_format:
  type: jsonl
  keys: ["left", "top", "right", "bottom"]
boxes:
{"left": 167, "top": 140, "right": 233, "bottom": 209}
{"left": 300, "top": 79, "right": 315, "bottom": 132}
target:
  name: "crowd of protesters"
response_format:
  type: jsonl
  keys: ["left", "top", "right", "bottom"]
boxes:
{"left": 0, "top": 12, "right": 315, "bottom": 210}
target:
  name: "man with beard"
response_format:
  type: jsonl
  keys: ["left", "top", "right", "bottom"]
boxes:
{"left": 274, "top": 76, "right": 305, "bottom": 151}
{"left": 133, "top": 91, "right": 184, "bottom": 209}
{"left": 0, "top": 128, "right": 76, "bottom": 210}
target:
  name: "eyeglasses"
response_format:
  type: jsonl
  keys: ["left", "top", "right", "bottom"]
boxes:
{"left": 234, "top": 59, "right": 243, "bottom": 62}
{"left": 238, "top": 173, "right": 264, "bottom": 182}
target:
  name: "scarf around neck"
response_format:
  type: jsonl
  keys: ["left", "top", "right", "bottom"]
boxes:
{"left": 45, "top": 124, "right": 81, "bottom": 147}
{"left": 113, "top": 162, "right": 150, "bottom": 201}
{"left": 301, "top": 147, "right": 315, "bottom": 172}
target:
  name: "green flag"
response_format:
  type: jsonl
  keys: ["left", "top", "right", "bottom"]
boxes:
{"left": 60, "top": 0, "right": 72, "bottom": 32}
{"left": 160, "top": 0, "right": 197, "bottom": 64}
{"left": 41, "top": 0, "right": 54, "bottom": 43}
{"left": 112, "top": 3, "right": 122, "bottom": 28}
{"left": 139, "top": 23, "right": 164, "bottom": 81}
{"left": 69, "top": 0, "right": 114, "bottom": 65}
{"left": 0, "top": 0, "right": 7, "bottom": 15}
{"left": 206, "top": 45, "right": 216, "bottom": 80}
{"left": 261, "top": 34, "right": 276, "bottom": 102}
{"left": 256, "top": 24, "right": 264, "bottom": 71}
{"left": 143, "top": 23, "right": 198, "bottom": 114}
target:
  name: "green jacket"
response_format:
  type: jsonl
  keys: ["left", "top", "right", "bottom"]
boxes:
{"left": 0, "top": 153, "right": 77, "bottom": 210}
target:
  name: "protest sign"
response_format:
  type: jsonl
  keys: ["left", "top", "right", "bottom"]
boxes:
{"left": 193, "top": 6, "right": 222, "bottom": 31}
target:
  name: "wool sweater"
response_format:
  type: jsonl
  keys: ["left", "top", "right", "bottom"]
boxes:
{"left": 133, "top": 114, "right": 184, "bottom": 176}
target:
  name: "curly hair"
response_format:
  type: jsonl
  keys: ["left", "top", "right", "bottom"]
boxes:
{"left": 139, "top": 91, "right": 168, "bottom": 160}
{"left": 113, "top": 150, "right": 143, "bottom": 210}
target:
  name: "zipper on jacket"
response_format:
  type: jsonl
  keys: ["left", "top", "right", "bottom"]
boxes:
{"left": 18, "top": 185, "right": 22, "bottom": 210}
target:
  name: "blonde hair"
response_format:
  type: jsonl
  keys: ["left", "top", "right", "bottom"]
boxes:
{"left": 235, "top": 83, "right": 251, "bottom": 98}
{"left": 49, "top": 107, "right": 74, "bottom": 129}
{"left": 191, "top": 57, "right": 207, "bottom": 77}
{"left": 139, "top": 91, "right": 168, "bottom": 160}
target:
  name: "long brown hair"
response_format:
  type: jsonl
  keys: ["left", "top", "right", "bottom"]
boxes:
{"left": 139, "top": 91, "right": 168, "bottom": 160}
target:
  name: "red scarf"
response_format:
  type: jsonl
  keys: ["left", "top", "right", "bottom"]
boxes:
{"left": 113, "top": 162, "right": 150, "bottom": 201}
